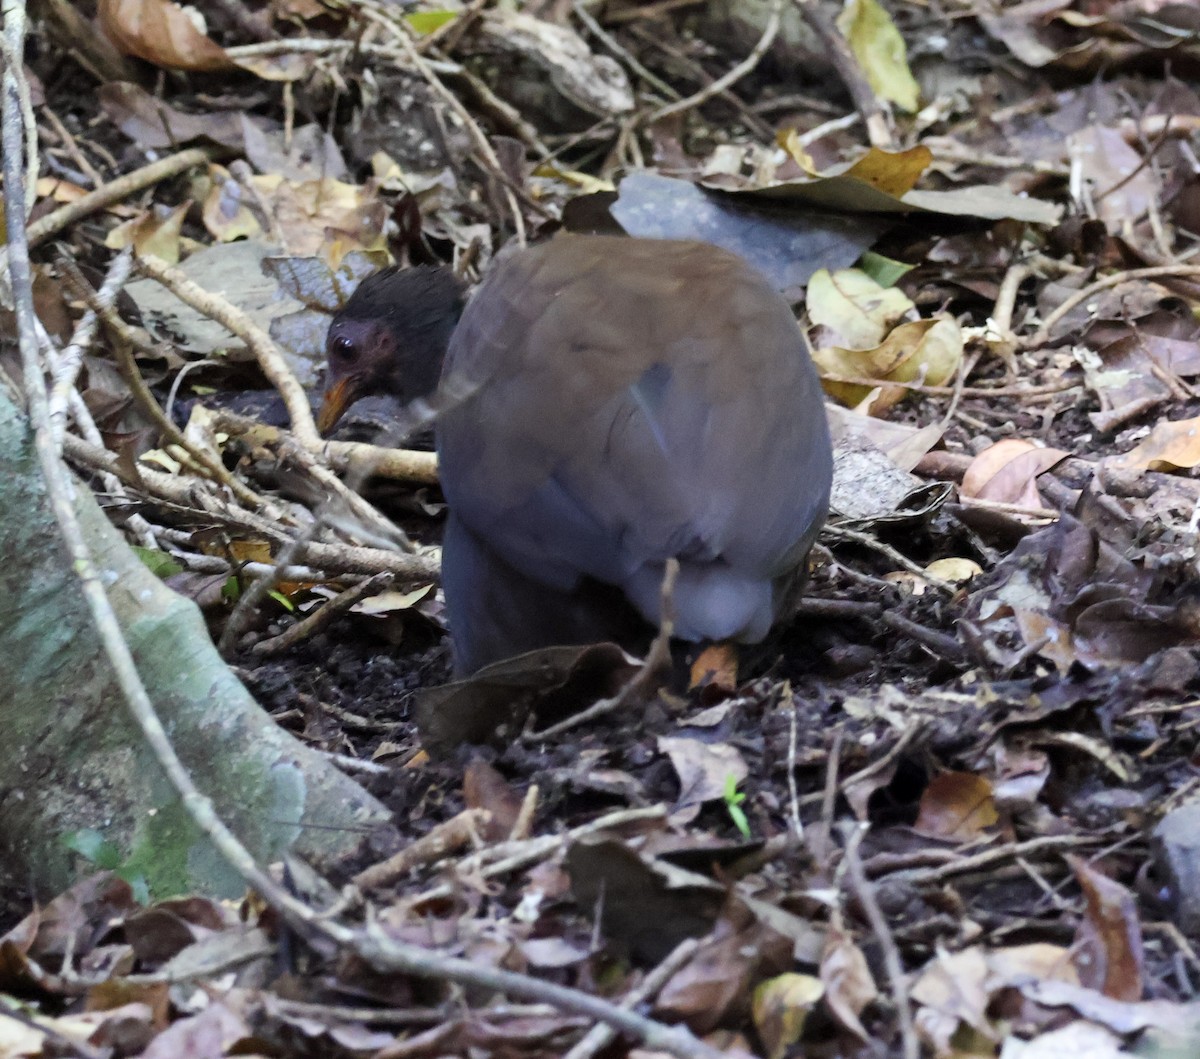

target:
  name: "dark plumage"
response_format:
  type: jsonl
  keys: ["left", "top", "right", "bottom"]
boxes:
{"left": 318, "top": 236, "right": 833, "bottom": 675}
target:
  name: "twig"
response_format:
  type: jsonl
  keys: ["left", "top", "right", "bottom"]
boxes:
{"left": 1094, "top": 115, "right": 1171, "bottom": 204}
{"left": 59, "top": 256, "right": 269, "bottom": 510}
{"left": 409, "top": 806, "right": 668, "bottom": 906}
{"left": 880, "top": 610, "right": 966, "bottom": 664}
{"left": 573, "top": 0, "right": 679, "bottom": 103}
{"left": 808, "top": 728, "right": 841, "bottom": 862}
{"left": 792, "top": 597, "right": 883, "bottom": 621}
{"left": 990, "top": 262, "right": 1032, "bottom": 341}
{"left": 531, "top": 559, "right": 678, "bottom": 740}
{"left": 841, "top": 823, "right": 919, "bottom": 1059}
{"left": 877, "top": 834, "right": 1096, "bottom": 886}
{"left": 0, "top": 1003, "right": 105, "bottom": 1059}
{"left": 956, "top": 495, "right": 1060, "bottom": 521}
{"left": 251, "top": 572, "right": 394, "bottom": 657}
{"left": 510, "top": 784, "right": 539, "bottom": 841}
{"left": 212, "top": 410, "right": 440, "bottom": 485}
{"left": 786, "top": 683, "right": 804, "bottom": 841}
{"left": 813, "top": 721, "right": 927, "bottom": 809}
{"left": 41, "top": 106, "right": 104, "bottom": 188}
{"left": 133, "top": 254, "right": 321, "bottom": 445}
{"left": 23, "top": 147, "right": 218, "bottom": 251}
{"left": 219, "top": 524, "right": 320, "bottom": 654}
{"left": 0, "top": 31, "right": 35, "bottom": 218}
{"left": 816, "top": 374, "right": 1077, "bottom": 399}
{"left": 48, "top": 250, "right": 133, "bottom": 448}
{"left": 354, "top": 808, "right": 491, "bottom": 890}
{"left": 1022, "top": 264, "right": 1200, "bottom": 349}
{"left": 360, "top": 8, "right": 526, "bottom": 246}
{"left": 603, "top": 0, "right": 705, "bottom": 21}
{"left": 792, "top": 0, "right": 893, "bottom": 148}
{"left": 61, "top": 433, "right": 441, "bottom": 582}
{"left": 824, "top": 524, "right": 957, "bottom": 594}
{"left": 561, "top": 937, "right": 700, "bottom": 1059}
{"left": 648, "top": 0, "right": 784, "bottom": 123}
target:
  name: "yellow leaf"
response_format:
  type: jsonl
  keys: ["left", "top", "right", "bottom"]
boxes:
{"left": 924, "top": 558, "right": 982, "bottom": 584}
{"left": 813, "top": 315, "right": 963, "bottom": 413}
{"left": 837, "top": 0, "right": 920, "bottom": 112}
{"left": 807, "top": 268, "right": 915, "bottom": 350}
{"left": 752, "top": 973, "right": 824, "bottom": 1059}
{"left": 845, "top": 146, "right": 932, "bottom": 198}
{"left": 406, "top": 9, "right": 456, "bottom": 34}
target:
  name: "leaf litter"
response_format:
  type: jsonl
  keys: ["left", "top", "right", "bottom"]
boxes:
{"left": 9, "top": 0, "right": 1200, "bottom": 1056}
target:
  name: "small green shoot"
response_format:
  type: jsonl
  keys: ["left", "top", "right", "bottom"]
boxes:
{"left": 724, "top": 775, "right": 751, "bottom": 838}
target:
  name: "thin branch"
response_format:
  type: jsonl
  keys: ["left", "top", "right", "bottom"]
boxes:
{"left": 842, "top": 823, "right": 919, "bottom": 1059}
{"left": 792, "top": 0, "right": 893, "bottom": 148}
{"left": 1023, "top": 264, "right": 1200, "bottom": 348}
{"left": 133, "top": 253, "right": 321, "bottom": 445}
{"left": 648, "top": 0, "right": 784, "bottom": 123}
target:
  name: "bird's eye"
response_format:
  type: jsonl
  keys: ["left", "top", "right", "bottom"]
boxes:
{"left": 330, "top": 335, "right": 357, "bottom": 361}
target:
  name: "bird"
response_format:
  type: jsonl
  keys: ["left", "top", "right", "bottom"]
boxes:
{"left": 317, "top": 235, "right": 833, "bottom": 676}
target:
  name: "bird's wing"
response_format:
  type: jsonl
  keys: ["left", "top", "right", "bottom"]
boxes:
{"left": 437, "top": 238, "right": 832, "bottom": 600}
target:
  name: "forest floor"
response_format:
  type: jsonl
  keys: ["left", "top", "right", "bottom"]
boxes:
{"left": 5, "top": 0, "right": 1200, "bottom": 1056}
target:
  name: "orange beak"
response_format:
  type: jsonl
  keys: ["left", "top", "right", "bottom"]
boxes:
{"left": 316, "top": 375, "right": 362, "bottom": 435}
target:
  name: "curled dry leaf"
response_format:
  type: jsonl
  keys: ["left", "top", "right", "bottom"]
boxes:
{"left": 777, "top": 141, "right": 933, "bottom": 200}
{"left": 105, "top": 202, "right": 191, "bottom": 264}
{"left": 914, "top": 771, "right": 999, "bottom": 842}
{"left": 808, "top": 269, "right": 962, "bottom": 414}
{"left": 1107, "top": 414, "right": 1200, "bottom": 473}
{"left": 960, "top": 438, "right": 1069, "bottom": 509}
{"left": 98, "top": 0, "right": 231, "bottom": 72}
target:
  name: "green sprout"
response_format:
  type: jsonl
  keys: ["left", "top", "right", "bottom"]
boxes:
{"left": 724, "top": 775, "right": 751, "bottom": 838}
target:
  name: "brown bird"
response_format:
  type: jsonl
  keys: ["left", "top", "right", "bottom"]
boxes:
{"left": 318, "top": 235, "right": 833, "bottom": 675}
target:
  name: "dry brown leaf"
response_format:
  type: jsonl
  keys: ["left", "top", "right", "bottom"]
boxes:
{"left": 925, "top": 557, "right": 982, "bottom": 584}
{"left": 819, "top": 923, "right": 877, "bottom": 1039}
{"left": 202, "top": 170, "right": 387, "bottom": 257}
{"left": 1067, "top": 126, "right": 1156, "bottom": 229}
{"left": 658, "top": 736, "right": 749, "bottom": 816}
{"left": 1108, "top": 414, "right": 1200, "bottom": 473}
{"left": 98, "top": 0, "right": 231, "bottom": 71}
{"left": 105, "top": 202, "right": 192, "bottom": 264}
{"left": 463, "top": 759, "right": 524, "bottom": 841}
{"left": 1070, "top": 856, "right": 1145, "bottom": 1002}
{"left": 960, "top": 439, "right": 1069, "bottom": 508}
{"left": 914, "top": 771, "right": 999, "bottom": 842}
{"left": 910, "top": 947, "right": 992, "bottom": 1034}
